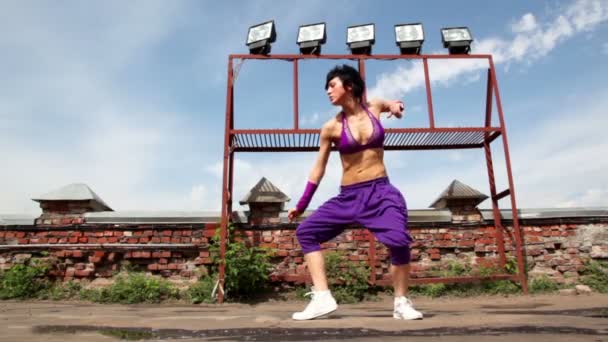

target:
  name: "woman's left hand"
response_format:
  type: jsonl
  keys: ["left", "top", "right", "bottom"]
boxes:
{"left": 387, "top": 101, "right": 404, "bottom": 119}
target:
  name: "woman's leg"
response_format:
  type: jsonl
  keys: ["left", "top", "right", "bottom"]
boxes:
{"left": 391, "top": 263, "right": 410, "bottom": 297}
{"left": 305, "top": 250, "right": 329, "bottom": 291}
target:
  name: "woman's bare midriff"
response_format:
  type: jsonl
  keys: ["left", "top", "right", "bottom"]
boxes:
{"left": 340, "top": 148, "right": 387, "bottom": 186}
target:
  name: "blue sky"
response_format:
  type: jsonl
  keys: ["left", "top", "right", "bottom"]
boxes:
{"left": 1, "top": 0, "right": 607, "bottom": 214}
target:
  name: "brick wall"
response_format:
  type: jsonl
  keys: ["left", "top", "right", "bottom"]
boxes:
{"left": 1, "top": 218, "right": 607, "bottom": 284}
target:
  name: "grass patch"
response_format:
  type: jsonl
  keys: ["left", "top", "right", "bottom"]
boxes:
{"left": 80, "top": 272, "right": 179, "bottom": 304}
{"left": 580, "top": 260, "right": 608, "bottom": 293}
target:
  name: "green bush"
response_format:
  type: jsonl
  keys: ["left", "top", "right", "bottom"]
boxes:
{"left": 185, "top": 276, "right": 217, "bottom": 304}
{"left": 82, "top": 273, "right": 179, "bottom": 304}
{"left": 409, "top": 259, "right": 523, "bottom": 298}
{"left": 41, "top": 281, "right": 82, "bottom": 300}
{"left": 529, "top": 275, "right": 560, "bottom": 294}
{"left": 0, "top": 262, "right": 49, "bottom": 299}
{"left": 581, "top": 260, "right": 608, "bottom": 293}
{"left": 209, "top": 226, "right": 274, "bottom": 301}
{"left": 322, "top": 251, "right": 375, "bottom": 303}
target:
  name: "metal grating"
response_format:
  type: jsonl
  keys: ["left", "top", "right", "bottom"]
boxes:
{"left": 231, "top": 128, "right": 501, "bottom": 152}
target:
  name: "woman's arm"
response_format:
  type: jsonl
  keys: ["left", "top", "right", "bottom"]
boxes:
{"left": 368, "top": 98, "right": 405, "bottom": 119}
{"left": 288, "top": 123, "right": 334, "bottom": 221}
{"left": 307, "top": 123, "right": 333, "bottom": 183}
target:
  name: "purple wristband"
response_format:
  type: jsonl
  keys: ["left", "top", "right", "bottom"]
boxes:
{"left": 296, "top": 181, "right": 318, "bottom": 212}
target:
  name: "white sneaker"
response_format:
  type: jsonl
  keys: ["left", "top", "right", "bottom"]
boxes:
{"left": 393, "top": 296, "right": 423, "bottom": 320}
{"left": 292, "top": 290, "right": 338, "bottom": 320}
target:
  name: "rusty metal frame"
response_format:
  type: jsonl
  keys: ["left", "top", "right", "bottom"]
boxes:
{"left": 218, "top": 54, "right": 528, "bottom": 302}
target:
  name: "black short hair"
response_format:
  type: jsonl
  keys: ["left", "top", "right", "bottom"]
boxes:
{"left": 325, "top": 64, "right": 365, "bottom": 101}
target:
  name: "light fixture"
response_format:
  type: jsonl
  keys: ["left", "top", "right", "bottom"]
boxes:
{"left": 441, "top": 27, "right": 473, "bottom": 54}
{"left": 246, "top": 20, "right": 277, "bottom": 55}
{"left": 347, "top": 23, "right": 375, "bottom": 55}
{"left": 394, "top": 23, "right": 424, "bottom": 55}
{"left": 297, "top": 23, "right": 326, "bottom": 55}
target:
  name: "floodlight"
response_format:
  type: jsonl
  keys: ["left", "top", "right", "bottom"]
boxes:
{"left": 347, "top": 23, "right": 375, "bottom": 55}
{"left": 441, "top": 27, "right": 473, "bottom": 54}
{"left": 297, "top": 23, "right": 326, "bottom": 54}
{"left": 394, "top": 23, "right": 424, "bottom": 55}
{"left": 246, "top": 20, "right": 277, "bottom": 55}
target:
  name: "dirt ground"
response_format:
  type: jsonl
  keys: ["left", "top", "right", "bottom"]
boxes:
{"left": 1, "top": 293, "right": 607, "bottom": 341}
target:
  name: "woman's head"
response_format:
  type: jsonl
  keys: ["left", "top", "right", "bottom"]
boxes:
{"left": 325, "top": 64, "right": 365, "bottom": 105}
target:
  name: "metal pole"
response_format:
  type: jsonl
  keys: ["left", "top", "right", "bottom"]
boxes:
{"left": 489, "top": 56, "right": 528, "bottom": 293}
{"left": 218, "top": 58, "right": 235, "bottom": 303}
{"left": 423, "top": 58, "right": 436, "bottom": 128}
{"left": 483, "top": 69, "right": 506, "bottom": 268}
{"left": 294, "top": 59, "right": 299, "bottom": 129}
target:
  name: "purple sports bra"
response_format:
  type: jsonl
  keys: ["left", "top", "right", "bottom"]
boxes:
{"left": 338, "top": 104, "right": 385, "bottom": 154}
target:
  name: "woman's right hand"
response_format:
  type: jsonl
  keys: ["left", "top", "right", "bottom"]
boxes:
{"left": 288, "top": 208, "right": 302, "bottom": 222}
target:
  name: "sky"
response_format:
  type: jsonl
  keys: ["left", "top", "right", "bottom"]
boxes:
{"left": 1, "top": 0, "right": 607, "bottom": 215}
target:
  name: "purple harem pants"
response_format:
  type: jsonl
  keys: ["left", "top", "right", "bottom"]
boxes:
{"left": 296, "top": 177, "right": 413, "bottom": 265}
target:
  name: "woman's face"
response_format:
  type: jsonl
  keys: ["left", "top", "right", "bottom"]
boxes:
{"left": 326, "top": 77, "right": 351, "bottom": 106}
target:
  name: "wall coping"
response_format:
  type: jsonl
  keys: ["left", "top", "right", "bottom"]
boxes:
{"left": 1, "top": 207, "right": 607, "bottom": 227}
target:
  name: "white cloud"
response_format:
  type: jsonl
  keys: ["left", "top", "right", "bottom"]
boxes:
{"left": 512, "top": 13, "right": 538, "bottom": 33}
{"left": 369, "top": 0, "right": 608, "bottom": 100}
{"left": 301, "top": 112, "right": 321, "bottom": 126}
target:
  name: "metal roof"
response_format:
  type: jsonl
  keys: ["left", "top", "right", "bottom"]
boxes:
{"left": 32, "top": 183, "right": 113, "bottom": 211}
{"left": 0, "top": 214, "right": 37, "bottom": 226}
{"left": 84, "top": 211, "right": 219, "bottom": 224}
{"left": 430, "top": 179, "right": 489, "bottom": 209}
{"left": 239, "top": 177, "right": 290, "bottom": 205}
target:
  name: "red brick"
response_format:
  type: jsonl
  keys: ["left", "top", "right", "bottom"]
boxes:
{"left": 141, "top": 251, "right": 151, "bottom": 258}
{"left": 107, "top": 237, "right": 118, "bottom": 243}
{"left": 18, "top": 238, "right": 29, "bottom": 244}
{"left": 161, "top": 237, "right": 171, "bottom": 243}
{"left": 72, "top": 250, "right": 83, "bottom": 258}
{"left": 78, "top": 237, "right": 88, "bottom": 243}
{"left": 171, "top": 238, "right": 181, "bottom": 244}
{"left": 148, "top": 264, "right": 159, "bottom": 271}
{"left": 114, "top": 231, "right": 124, "bottom": 237}
{"left": 198, "top": 251, "right": 210, "bottom": 258}
{"left": 97, "top": 238, "right": 107, "bottom": 244}
{"left": 159, "top": 258, "right": 168, "bottom": 264}
{"left": 430, "top": 254, "right": 441, "bottom": 260}
{"left": 162, "top": 230, "right": 172, "bottom": 236}
{"left": 199, "top": 257, "right": 212, "bottom": 264}
{"left": 203, "top": 229, "right": 216, "bottom": 238}
{"left": 182, "top": 230, "right": 192, "bottom": 236}
{"left": 139, "top": 237, "right": 150, "bottom": 243}
{"left": 103, "top": 231, "right": 114, "bottom": 237}
{"left": 89, "top": 256, "right": 102, "bottom": 263}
